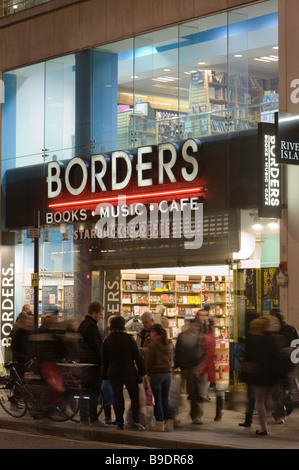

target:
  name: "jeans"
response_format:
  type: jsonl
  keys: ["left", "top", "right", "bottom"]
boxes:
{"left": 110, "top": 375, "right": 140, "bottom": 426}
{"left": 150, "top": 372, "right": 173, "bottom": 422}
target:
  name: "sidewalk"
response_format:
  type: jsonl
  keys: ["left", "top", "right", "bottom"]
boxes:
{"left": 0, "top": 393, "right": 299, "bottom": 449}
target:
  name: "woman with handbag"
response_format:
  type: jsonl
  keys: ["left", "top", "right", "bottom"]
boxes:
{"left": 146, "top": 324, "right": 174, "bottom": 432}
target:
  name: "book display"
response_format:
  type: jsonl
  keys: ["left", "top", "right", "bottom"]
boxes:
{"left": 121, "top": 271, "right": 230, "bottom": 383}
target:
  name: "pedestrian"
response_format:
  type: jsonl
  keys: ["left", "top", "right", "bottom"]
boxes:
{"left": 174, "top": 319, "right": 206, "bottom": 425}
{"left": 200, "top": 316, "right": 224, "bottom": 421}
{"left": 77, "top": 301, "right": 106, "bottom": 427}
{"left": 269, "top": 308, "right": 298, "bottom": 423}
{"left": 250, "top": 316, "right": 284, "bottom": 435}
{"left": 102, "top": 315, "right": 117, "bottom": 425}
{"left": 103, "top": 315, "right": 146, "bottom": 431}
{"left": 239, "top": 311, "right": 259, "bottom": 427}
{"left": 11, "top": 312, "right": 34, "bottom": 378}
{"left": 146, "top": 324, "right": 174, "bottom": 432}
{"left": 136, "top": 311, "right": 154, "bottom": 364}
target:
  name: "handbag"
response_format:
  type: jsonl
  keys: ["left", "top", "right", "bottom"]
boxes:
{"left": 143, "top": 376, "right": 155, "bottom": 406}
{"left": 101, "top": 379, "right": 114, "bottom": 405}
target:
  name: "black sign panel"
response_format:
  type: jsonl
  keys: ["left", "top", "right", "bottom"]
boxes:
{"left": 42, "top": 286, "right": 58, "bottom": 315}
{"left": 104, "top": 270, "right": 121, "bottom": 318}
{"left": 276, "top": 112, "right": 299, "bottom": 165}
{"left": 258, "top": 122, "right": 281, "bottom": 219}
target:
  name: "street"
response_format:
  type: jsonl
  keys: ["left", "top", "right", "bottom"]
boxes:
{"left": 0, "top": 427, "right": 149, "bottom": 449}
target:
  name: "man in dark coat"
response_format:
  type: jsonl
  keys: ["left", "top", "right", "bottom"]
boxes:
{"left": 270, "top": 308, "right": 299, "bottom": 423}
{"left": 78, "top": 301, "right": 105, "bottom": 426}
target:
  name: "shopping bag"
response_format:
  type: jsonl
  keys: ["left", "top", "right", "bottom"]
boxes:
{"left": 138, "top": 382, "right": 147, "bottom": 414}
{"left": 169, "top": 374, "right": 181, "bottom": 408}
{"left": 143, "top": 376, "right": 155, "bottom": 406}
{"left": 101, "top": 379, "right": 114, "bottom": 406}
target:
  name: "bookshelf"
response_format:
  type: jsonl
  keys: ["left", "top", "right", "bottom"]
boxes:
{"left": 185, "top": 70, "right": 265, "bottom": 136}
{"left": 117, "top": 111, "right": 157, "bottom": 149}
{"left": 121, "top": 272, "right": 229, "bottom": 337}
{"left": 121, "top": 271, "right": 230, "bottom": 383}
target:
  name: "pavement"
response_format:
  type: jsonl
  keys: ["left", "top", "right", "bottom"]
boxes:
{"left": 0, "top": 391, "right": 299, "bottom": 449}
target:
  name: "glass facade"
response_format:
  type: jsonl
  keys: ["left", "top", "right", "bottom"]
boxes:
{"left": 1, "top": 0, "right": 279, "bottom": 321}
{"left": 0, "top": 0, "right": 52, "bottom": 18}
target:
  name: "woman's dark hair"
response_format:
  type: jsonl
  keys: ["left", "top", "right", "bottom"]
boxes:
{"left": 150, "top": 323, "right": 168, "bottom": 344}
{"left": 110, "top": 315, "right": 126, "bottom": 331}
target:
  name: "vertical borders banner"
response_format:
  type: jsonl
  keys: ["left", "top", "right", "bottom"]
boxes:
{"left": 104, "top": 270, "right": 121, "bottom": 320}
{"left": 1, "top": 232, "right": 15, "bottom": 362}
{"left": 258, "top": 121, "right": 281, "bottom": 219}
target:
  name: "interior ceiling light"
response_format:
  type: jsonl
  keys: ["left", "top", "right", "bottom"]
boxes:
{"left": 198, "top": 62, "right": 206, "bottom": 65}
{"left": 260, "top": 56, "right": 279, "bottom": 62}
{"left": 268, "top": 221, "right": 279, "bottom": 230}
{"left": 234, "top": 54, "right": 243, "bottom": 58}
{"left": 252, "top": 223, "right": 263, "bottom": 231}
{"left": 163, "top": 68, "right": 171, "bottom": 72}
{"left": 273, "top": 46, "right": 279, "bottom": 50}
{"left": 269, "top": 55, "right": 279, "bottom": 59}
{"left": 254, "top": 58, "right": 270, "bottom": 62}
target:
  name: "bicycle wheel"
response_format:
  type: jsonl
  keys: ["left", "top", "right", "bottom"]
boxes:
{"left": 0, "top": 378, "right": 28, "bottom": 418}
{"left": 47, "top": 391, "right": 79, "bottom": 422}
{"left": 71, "top": 389, "right": 105, "bottom": 423}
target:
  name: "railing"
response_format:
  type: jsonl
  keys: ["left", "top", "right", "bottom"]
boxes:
{"left": 0, "top": 0, "right": 52, "bottom": 18}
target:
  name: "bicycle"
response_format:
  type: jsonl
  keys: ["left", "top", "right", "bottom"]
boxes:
{"left": 64, "top": 363, "right": 105, "bottom": 423}
{"left": 0, "top": 360, "right": 80, "bottom": 422}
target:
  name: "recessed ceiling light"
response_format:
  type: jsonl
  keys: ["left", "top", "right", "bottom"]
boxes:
{"left": 131, "top": 75, "right": 139, "bottom": 79}
{"left": 198, "top": 62, "right": 206, "bottom": 65}
{"left": 234, "top": 54, "right": 243, "bottom": 58}
{"left": 254, "top": 58, "right": 270, "bottom": 62}
{"left": 260, "top": 56, "right": 278, "bottom": 61}
{"left": 252, "top": 223, "right": 263, "bottom": 231}
{"left": 163, "top": 68, "right": 171, "bottom": 72}
{"left": 269, "top": 55, "right": 279, "bottom": 59}
{"left": 273, "top": 46, "right": 279, "bottom": 50}
{"left": 268, "top": 222, "right": 279, "bottom": 230}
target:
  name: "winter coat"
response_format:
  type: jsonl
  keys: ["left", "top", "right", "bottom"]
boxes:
{"left": 78, "top": 315, "right": 103, "bottom": 365}
{"left": 251, "top": 331, "right": 284, "bottom": 387}
{"left": 146, "top": 338, "right": 174, "bottom": 374}
{"left": 103, "top": 330, "right": 146, "bottom": 380}
{"left": 174, "top": 329, "right": 203, "bottom": 370}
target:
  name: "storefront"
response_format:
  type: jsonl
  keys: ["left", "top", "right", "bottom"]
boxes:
{"left": 0, "top": 0, "right": 281, "bottom": 390}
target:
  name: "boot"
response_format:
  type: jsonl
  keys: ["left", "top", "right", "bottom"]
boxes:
{"left": 214, "top": 395, "right": 223, "bottom": 422}
{"left": 151, "top": 421, "right": 164, "bottom": 432}
{"left": 165, "top": 419, "right": 174, "bottom": 432}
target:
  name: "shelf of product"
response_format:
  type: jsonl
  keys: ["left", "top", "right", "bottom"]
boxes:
{"left": 121, "top": 271, "right": 231, "bottom": 384}
{"left": 121, "top": 272, "right": 229, "bottom": 338}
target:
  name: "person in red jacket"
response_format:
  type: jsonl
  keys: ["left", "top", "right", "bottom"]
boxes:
{"left": 199, "top": 317, "right": 223, "bottom": 421}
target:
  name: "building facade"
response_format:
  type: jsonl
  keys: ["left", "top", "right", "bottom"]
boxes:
{"left": 1, "top": 0, "right": 297, "bottom": 387}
